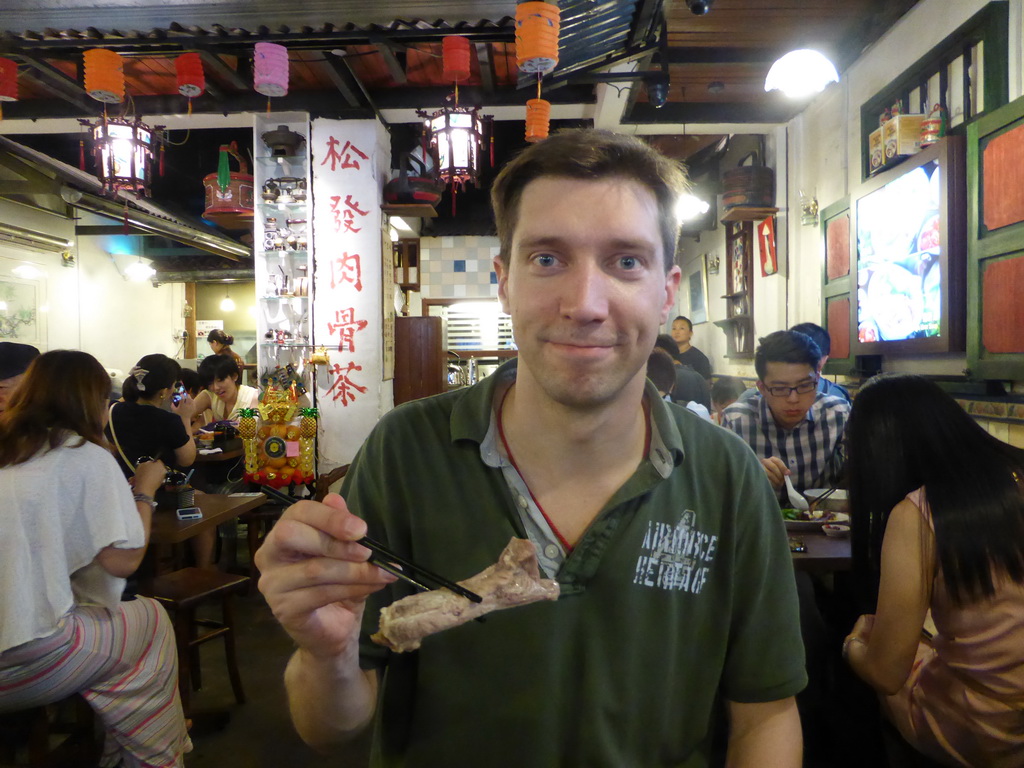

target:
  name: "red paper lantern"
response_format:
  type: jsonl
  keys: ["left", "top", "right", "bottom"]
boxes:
{"left": 516, "top": 1, "right": 560, "bottom": 75}
{"left": 84, "top": 48, "right": 125, "bottom": 103}
{"left": 0, "top": 58, "right": 18, "bottom": 103}
{"left": 442, "top": 36, "right": 471, "bottom": 83}
{"left": 175, "top": 52, "right": 205, "bottom": 98}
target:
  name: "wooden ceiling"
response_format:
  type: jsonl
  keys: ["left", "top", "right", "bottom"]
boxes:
{"left": 0, "top": 0, "right": 923, "bottom": 129}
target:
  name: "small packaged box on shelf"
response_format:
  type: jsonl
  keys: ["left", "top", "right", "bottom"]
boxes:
{"left": 882, "top": 114, "right": 924, "bottom": 164}
{"left": 868, "top": 127, "right": 884, "bottom": 175}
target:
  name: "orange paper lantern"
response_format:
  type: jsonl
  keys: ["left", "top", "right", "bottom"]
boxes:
{"left": 0, "top": 58, "right": 18, "bottom": 102}
{"left": 84, "top": 49, "right": 125, "bottom": 103}
{"left": 525, "top": 98, "right": 551, "bottom": 143}
{"left": 175, "top": 52, "right": 205, "bottom": 98}
{"left": 515, "top": 1, "right": 560, "bottom": 75}
{"left": 442, "top": 36, "right": 471, "bottom": 82}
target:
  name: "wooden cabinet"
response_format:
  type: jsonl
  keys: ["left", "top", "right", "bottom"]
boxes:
{"left": 393, "top": 316, "right": 446, "bottom": 405}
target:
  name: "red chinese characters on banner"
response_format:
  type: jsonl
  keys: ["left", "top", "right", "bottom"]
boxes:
{"left": 320, "top": 137, "right": 368, "bottom": 173}
{"left": 325, "top": 361, "right": 367, "bottom": 406}
{"left": 327, "top": 308, "right": 369, "bottom": 352}
{"left": 329, "top": 194, "right": 370, "bottom": 234}
{"left": 329, "top": 252, "right": 363, "bottom": 292}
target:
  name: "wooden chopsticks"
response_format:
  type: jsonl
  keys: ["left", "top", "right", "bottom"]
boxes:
{"left": 359, "top": 535, "right": 483, "bottom": 604}
{"left": 808, "top": 486, "right": 839, "bottom": 511}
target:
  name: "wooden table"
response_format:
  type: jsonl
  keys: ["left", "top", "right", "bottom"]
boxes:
{"left": 791, "top": 531, "right": 852, "bottom": 574}
{"left": 150, "top": 491, "right": 266, "bottom": 546}
{"left": 194, "top": 437, "right": 244, "bottom": 463}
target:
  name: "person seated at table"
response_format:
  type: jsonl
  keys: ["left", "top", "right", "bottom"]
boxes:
{"left": 108, "top": 354, "right": 196, "bottom": 478}
{"left": 842, "top": 374, "right": 1024, "bottom": 768}
{"left": 206, "top": 328, "right": 246, "bottom": 373}
{"left": 0, "top": 341, "right": 39, "bottom": 414}
{"left": 192, "top": 355, "right": 259, "bottom": 424}
{"left": 180, "top": 368, "right": 208, "bottom": 429}
{"left": 0, "top": 350, "right": 191, "bottom": 768}
{"left": 789, "top": 322, "right": 850, "bottom": 404}
{"left": 654, "top": 334, "right": 711, "bottom": 410}
{"left": 710, "top": 375, "right": 744, "bottom": 424}
{"left": 721, "top": 330, "right": 849, "bottom": 497}
{"left": 647, "top": 348, "right": 711, "bottom": 419}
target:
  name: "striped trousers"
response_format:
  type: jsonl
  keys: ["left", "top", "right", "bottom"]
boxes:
{"left": 0, "top": 596, "right": 191, "bottom": 768}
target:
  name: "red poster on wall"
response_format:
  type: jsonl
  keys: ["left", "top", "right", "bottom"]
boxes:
{"left": 758, "top": 216, "right": 777, "bottom": 276}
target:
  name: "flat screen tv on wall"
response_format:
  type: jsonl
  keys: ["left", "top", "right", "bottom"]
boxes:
{"left": 852, "top": 135, "right": 967, "bottom": 356}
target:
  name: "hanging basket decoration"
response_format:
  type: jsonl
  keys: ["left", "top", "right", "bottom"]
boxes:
{"left": 442, "top": 36, "right": 471, "bottom": 83}
{"left": 175, "top": 52, "right": 205, "bottom": 98}
{"left": 0, "top": 57, "right": 18, "bottom": 103}
{"left": 202, "top": 141, "right": 254, "bottom": 229}
{"left": 515, "top": 1, "right": 560, "bottom": 75}
{"left": 253, "top": 42, "right": 289, "bottom": 98}
{"left": 525, "top": 98, "right": 551, "bottom": 143}
{"left": 84, "top": 49, "right": 125, "bottom": 103}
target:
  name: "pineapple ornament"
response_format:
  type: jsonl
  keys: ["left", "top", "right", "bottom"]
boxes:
{"left": 298, "top": 407, "right": 318, "bottom": 481}
{"left": 238, "top": 407, "right": 260, "bottom": 476}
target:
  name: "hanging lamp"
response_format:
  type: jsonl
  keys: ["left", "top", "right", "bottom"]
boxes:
{"left": 254, "top": 42, "right": 289, "bottom": 98}
{"left": 80, "top": 115, "right": 161, "bottom": 197}
{"left": 764, "top": 49, "right": 839, "bottom": 98}
{"left": 442, "top": 35, "right": 471, "bottom": 82}
{"left": 0, "top": 57, "right": 17, "bottom": 120}
{"left": 83, "top": 48, "right": 125, "bottom": 103}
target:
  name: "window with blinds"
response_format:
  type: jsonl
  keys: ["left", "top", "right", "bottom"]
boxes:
{"left": 428, "top": 301, "right": 515, "bottom": 351}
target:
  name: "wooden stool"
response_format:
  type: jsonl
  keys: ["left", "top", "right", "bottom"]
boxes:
{"left": 0, "top": 695, "right": 97, "bottom": 766}
{"left": 141, "top": 568, "right": 250, "bottom": 716}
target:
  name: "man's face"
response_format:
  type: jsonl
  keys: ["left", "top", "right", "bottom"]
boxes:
{"left": 0, "top": 373, "right": 25, "bottom": 413}
{"left": 671, "top": 318, "right": 692, "bottom": 346}
{"left": 757, "top": 362, "right": 818, "bottom": 430}
{"left": 495, "top": 176, "right": 680, "bottom": 410}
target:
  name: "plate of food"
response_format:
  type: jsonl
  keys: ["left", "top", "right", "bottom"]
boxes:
{"left": 781, "top": 507, "right": 851, "bottom": 531}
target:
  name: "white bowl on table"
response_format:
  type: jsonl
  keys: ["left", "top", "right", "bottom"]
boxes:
{"left": 822, "top": 523, "right": 850, "bottom": 538}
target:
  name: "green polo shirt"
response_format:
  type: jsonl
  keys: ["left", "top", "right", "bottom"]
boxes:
{"left": 344, "top": 360, "right": 806, "bottom": 768}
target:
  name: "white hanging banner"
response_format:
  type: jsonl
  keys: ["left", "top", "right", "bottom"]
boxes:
{"left": 311, "top": 118, "right": 387, "bottom": 468}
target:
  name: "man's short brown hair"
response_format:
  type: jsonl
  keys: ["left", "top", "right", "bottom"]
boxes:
{"left": 490, "top": 128, "right": 688, "bottom": 271}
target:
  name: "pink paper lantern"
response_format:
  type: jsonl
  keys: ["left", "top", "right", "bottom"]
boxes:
{"left": 253, "top": 42, "right": 289, "bottom": 98}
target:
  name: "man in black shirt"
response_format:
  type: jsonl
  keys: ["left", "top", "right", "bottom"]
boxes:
{"left": 671, "top": 315, "right": 712, "bottom": 380}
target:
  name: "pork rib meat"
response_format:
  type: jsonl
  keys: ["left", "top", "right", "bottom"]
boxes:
{"left": 371, "top": 537, "right": 559, "bottom": 652}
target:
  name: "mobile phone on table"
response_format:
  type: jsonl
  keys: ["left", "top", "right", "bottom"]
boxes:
{"left": 788, "top": 536, "right": 806, "bottom": 553}
{"left": 176, "top": 506, "right": 203, "bottom": 521}
{"left": 171, "top": 383, "right": 186, "bottom": 406}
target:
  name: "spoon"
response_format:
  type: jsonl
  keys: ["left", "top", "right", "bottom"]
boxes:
{"left": 784, "top": 474, "right": 809, "bottom": 511}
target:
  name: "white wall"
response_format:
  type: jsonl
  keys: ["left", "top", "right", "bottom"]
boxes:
{"left": 0, "top": 199, "right": 185, "bottom": 374}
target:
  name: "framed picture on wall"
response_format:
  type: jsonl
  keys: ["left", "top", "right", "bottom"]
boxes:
{"left": 688, "top": 256, "right": 709, "bottom": 325}
{"left": 0, "top": 271, "right": 46, "bottom": 348}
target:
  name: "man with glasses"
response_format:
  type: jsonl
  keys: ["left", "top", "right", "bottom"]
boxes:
{"left": 721, "top": 330, "right": 849, "bottom": 495}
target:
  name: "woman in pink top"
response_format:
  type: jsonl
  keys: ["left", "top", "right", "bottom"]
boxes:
{"left": 843, "top": 374, "right": 1024, "bottom": 767}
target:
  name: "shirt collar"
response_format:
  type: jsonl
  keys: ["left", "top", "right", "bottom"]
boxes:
{"left": 451, "top": 358, "right": 683, "bottom": 479}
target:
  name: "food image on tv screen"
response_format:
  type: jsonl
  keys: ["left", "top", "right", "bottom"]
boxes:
{"left": 856, "top": 160, "right": 941, "bottom": 343}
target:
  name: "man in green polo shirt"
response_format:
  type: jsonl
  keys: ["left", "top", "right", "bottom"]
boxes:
{"left": 257, "top": 129, "right": 806, "bottom": 767}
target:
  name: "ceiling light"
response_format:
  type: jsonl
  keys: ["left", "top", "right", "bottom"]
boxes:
{"left": 80, "top": 114, "right": 162, "bottom": 197}
{"left": 707, "top": 81, "right": 725, "bottom": 94}
{"left": 686, "top": 0, "right": 715, "bottom": 14}
{"left": 220, "top": 286, "right": 236, "bottom": 313}
{"left": 676, "top": 193, "right": 710, "bottom": 222}
{"left": 124, "top": 258, "right": 156, "bottom": 282}
{"left": 764, "top": 49, "right": 839, "bottom": 98}
{"left": 11, "top": 264, "right": 43, "bottom": 280}
{"left": 646, "top": 73, "right": 670, "bottom": 108}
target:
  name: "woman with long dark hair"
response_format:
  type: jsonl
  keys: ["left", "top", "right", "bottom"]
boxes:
{"left": 0, "top": 350, "right": 191, "bottom": 767}
{"left": 109, "top": 353, "right": 196, "bottom": 477}
{"left": 843, "top": 374, "right": 1024, "bottom": 767}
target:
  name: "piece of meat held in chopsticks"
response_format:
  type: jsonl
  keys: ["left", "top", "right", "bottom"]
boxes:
{"left": 371, "top": 537, "right": 560, "bottom": 653}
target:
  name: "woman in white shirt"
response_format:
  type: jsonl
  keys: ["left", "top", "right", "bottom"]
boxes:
{"left": 192, "top": 354, "right": 259, "bottom": 423}
{"left": 0, "top": 350, "right": 191, "bottom": 767}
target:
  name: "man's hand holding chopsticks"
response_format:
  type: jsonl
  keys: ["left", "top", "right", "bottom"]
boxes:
{"left": 255, "top": 493, "right": 397, "bottom": 660}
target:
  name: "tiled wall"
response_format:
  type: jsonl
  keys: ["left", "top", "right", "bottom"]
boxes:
{"left": 419, "top": 235, "right": 500, "bottom": 299}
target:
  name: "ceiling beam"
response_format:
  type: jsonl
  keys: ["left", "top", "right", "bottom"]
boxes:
{"left": 474, "top": 43, "right": 495, "bottom": 94}
{"left": 372, "top": 40, "right": 407, "bottom": 85}
{"left": 76, "top": 225, "right": 158, "bottom": 236}
{"left": 154, "top": 267, "right": 254, "bottom": 284}
{"left": 627, "top": 100, "right": 799, "bottom": 125}
{"left": 196, "top": 49, "right": 248, "bottom": 90}
{"left": 661, "top": 47, "right": 775, "bottom": 65}
{"left": 321, "top": 56, "right": 363, "bottom": 108}
{"left": 8, "top": 54, "right": 97, "bottom": 114}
